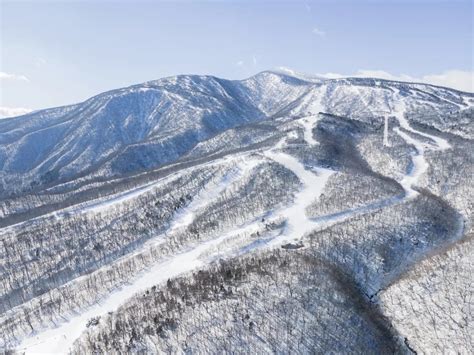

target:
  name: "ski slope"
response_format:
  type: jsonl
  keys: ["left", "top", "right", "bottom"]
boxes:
{"left": 392, "top": 96, "right": 451, "bottom": 199}
{"left": 0, "top": 151, "right": 258, "bottom": 235}
{"left": 15, "top": 158, "right": 262, "bottom": 353}
{"left": 17, "top": 228, "right": 251, "bottom": 354}
{"left": 300, "top": 115, "right": 321, "bottom": 146}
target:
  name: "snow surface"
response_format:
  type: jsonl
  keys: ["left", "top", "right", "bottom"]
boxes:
{"left": 383, "top": 116, "right": 390, "bottom": 147}
{"left": 393, "top": 128, "right": 429, "bottom": 200}
{"left": 264, "top": 144, "right": 333, "bottom": 245}
{"left": 300, "top": 115, "right": 320, "bottom": 146}
{"left": 391, "top": 94, "right": 451, "bottom": 199}
{"left": 166, "top": 158, "right": 262, "bottom": 235}
{"left": 393, "top": 93, "right": 451, "bottom": 151}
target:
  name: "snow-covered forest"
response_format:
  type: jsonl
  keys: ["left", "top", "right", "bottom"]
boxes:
{"left": 1, "top": 71, "right": 473, "bottom": 353}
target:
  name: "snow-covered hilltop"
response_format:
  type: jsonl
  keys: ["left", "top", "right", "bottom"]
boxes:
{"left": 0, "top": 70, "right": 473, "bottom": 354}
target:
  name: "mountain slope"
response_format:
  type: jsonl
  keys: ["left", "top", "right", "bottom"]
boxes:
{"left": 0, "top": 75, "right": 265, "bottom": 195}
{"left": 1, "top": 71, "right": 472, "bottom": 200}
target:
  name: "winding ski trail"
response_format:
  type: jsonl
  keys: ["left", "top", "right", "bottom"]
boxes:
{"left": 263, "top": 116, "right": 334, "bottom": 246}
{"left": 392, "top": 97, "right": 451, "bottom": 199}
{"left": 262, "top": 110, "right": 450, "bottom": 245}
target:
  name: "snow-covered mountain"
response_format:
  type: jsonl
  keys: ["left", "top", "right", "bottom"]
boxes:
{"left": 1, "top": 70, "right": 473, "bottom": 354}
{"left": 1, "top": 71, "right": 472, "bottom": 198}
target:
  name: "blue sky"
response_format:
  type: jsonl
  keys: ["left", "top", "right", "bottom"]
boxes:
{"left": 1, "top": 0, "right": 472, "bottom": 115}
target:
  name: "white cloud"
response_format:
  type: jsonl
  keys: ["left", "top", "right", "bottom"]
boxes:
{"left": 35, "top": 57, "right": 47, "bottom": 68}
{"left": 312, "top": 27, "right": 326, "bottom": 37}
{"left": 237, "top": 57, "right": 258, "bottom": 69}
{"left": 0, "top": 107, "right": 33, "bottom": 119}
{"left": 0, "top": 71, "right": 30, "bottom": 82}
{"left": 421, "top": 70, "right": 474, "bottom": 93}
{"left": 317, "top": 69, "right": 473, "bottom": 92}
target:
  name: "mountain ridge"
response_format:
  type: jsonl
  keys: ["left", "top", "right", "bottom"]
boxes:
{"left": 5, "top": 69, "right": 473, "bottom": 123}
{"left": 0, "top": 70, "right": 472, "bottom": 199}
